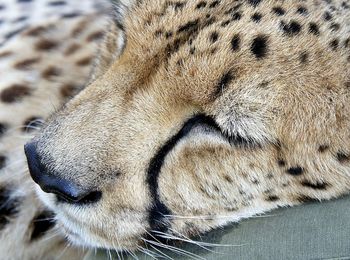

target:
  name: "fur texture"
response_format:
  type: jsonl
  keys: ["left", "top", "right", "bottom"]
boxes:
{"left": 0, "top": 0, "right": 110, "bottom": 259}
{"left": 30, "top": 0, "right": 350, "bottom": 253}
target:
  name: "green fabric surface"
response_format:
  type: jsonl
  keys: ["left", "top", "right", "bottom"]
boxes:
{"left": 85, "top": 196, "right": 350, "bottom": 260}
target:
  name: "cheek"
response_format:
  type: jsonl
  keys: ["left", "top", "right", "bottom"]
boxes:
{"left": 157, "top": 141, "right": 235, "bottom": 216}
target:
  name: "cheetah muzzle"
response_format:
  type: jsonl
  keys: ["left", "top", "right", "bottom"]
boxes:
{"left": 25, "top": 0, "right": 350, "bottom": 253}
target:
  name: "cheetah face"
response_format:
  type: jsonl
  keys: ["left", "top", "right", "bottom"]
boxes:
{"left": 24, "top": 0, "right": 350, "bottom": 252}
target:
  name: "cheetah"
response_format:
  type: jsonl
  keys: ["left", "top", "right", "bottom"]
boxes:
{"left": 0, "top": 0, "right": 111, "bottom": 259}
{"left": 2, "top": 0, "right": 350, "bottom": 259}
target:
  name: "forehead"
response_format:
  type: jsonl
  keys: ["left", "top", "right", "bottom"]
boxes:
{"left": 114, "top": 0, "right": 344, "bottom": 105}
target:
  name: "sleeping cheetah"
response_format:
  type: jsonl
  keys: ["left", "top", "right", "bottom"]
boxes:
{"left": 2, "top": 0, "right": 350, "bottom": 259}
{"left": 0, "top": 0, "right": 111, "bottom": 259}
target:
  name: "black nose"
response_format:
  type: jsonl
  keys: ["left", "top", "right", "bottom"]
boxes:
{"left": 24, "top": 141, "right": 101, "bottom": 204}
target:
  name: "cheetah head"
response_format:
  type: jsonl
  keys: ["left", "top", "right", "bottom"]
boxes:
{"left": 24, "top": 0, "right": 350, "bottom": 251}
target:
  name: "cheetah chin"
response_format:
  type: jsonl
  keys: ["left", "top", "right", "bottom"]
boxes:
{"left": 2, "top": 0, "right": 350, "bottom": 258}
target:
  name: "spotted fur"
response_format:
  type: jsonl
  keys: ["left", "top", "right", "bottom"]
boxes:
{"left": 23, "top": 0, "right": 350, "bottom": 253}
{"left": 0, "top": 0, "right": 110, "bottom": 259}
{"left": 2, "top": 0, "right": 350, "bottom": 258}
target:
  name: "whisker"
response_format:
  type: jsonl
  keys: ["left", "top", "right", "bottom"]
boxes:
{"left": 39, "top": 230, "right": 62, "bottom": 243}
{"left": 142, "top": 228, "right": 207, "bottom": 259}
{"left": 125, "top": 248, "right": 139, "bottom": 260}
{"left": 151, "top": 230, "right": 216, "bottom": 253}
{"left": 142, "top": 238, "right": 205, "bottom": 260}
{"left": 146, "top": 243, "right": 173, "bottom": 260}
{"left": 168, "top": 227, "right": 242, "bottom": 248}
{"left": 55, "top": 242, "right": 70, "bottom": 260}
{"left": 107, "top": 249, "right": 113, "bottom": 260}
{"left": 136, "top": 246, "right": 159, "bottom": 260}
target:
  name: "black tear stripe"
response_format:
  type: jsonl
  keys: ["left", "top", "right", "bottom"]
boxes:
{"left": 146, "top": 114, "right": 256, "bottom": 237}
{"left": 30, "top": 210, "right": 56, "bottom": 241}
{"left": 0, "top": 187, "right": 20, "bottom": 231}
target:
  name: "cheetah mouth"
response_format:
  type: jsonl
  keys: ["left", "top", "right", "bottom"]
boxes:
{"left": 57, "top": 213, "right": 144, "bottom": 249}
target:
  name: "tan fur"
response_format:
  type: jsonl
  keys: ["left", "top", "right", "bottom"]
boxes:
{"left": 26, "top": 0, "right": 350, "bottom": 253}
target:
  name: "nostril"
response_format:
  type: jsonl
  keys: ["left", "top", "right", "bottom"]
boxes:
{"left": 24, "top": 142, "right": 102, "bottom": 205}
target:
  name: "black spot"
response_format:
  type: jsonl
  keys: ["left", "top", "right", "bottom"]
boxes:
{"left": 4, "top": 27, "right": 27, "bottom": 41}
{"left": 1, "top": 84, "right": 31, "bottom": 103}
{"left": 221, "top": 19, "right": 231, "bottom": 27}
{"left": 196, "top": 1, "right": 207, "bottom": 8}
{"left": 272, "top": 6, "right": 285, "bottom": 16}
{"left": 280, "top": 21, "right": 302, "bottom": 36}
{"left": 337, "top": 152, "right": 350, "bottom": 163}
{"left": 251, "top": 12, "right": 262, "bottom": 22}
{"left": 296, "top": 6, "right": 308, "bottom": 15}
{"left": 209, "top": 32, "right": 219, "bottom": 43}
{"left": 297, "top": 195, "right": 319, "bottom": 203}
{"left": 61, "top": 13, "right": 80, "bottom": 19}
{"left": 301, "top": 181, "right": 328, "bottom": 190}
{"left": 22, "top": 117, "right": 44, "bottom": 132}
{"left": 154, "top": 29, "right": 163, "bottom": 37}
{"left": 330, "top": 39, "right": 339, "bottom": 50}
{"left": 266, "top": 173, "right": 273, "bottom": 179}
{"left": 344, "top": 38, "right": 350, "bottom": 48}
{"left": 203, "top": 16, "right": 216, "bottom": 26}
{"left": 30, "top": 211, "right": 56, "bottom": 241}
{"left": 177, "top": 19, "right": 200, "bottom": 33}
{"left": 14, "top": 58, "right": 40, "bottom": 70}
{"left": 213, "top": 71, "right": 234, "bottom": 98}
{"left": 231, "top": 12, "right": 242, "bottom": 21}
{"left": 248, "top": 0, "right": 262, "bottom": 7}
{"left": 173, "top": 38, "right": 181, "bottom": 52}
{"left": 13, "top": 16, "right": 28, "bottom": 23}
{"left": 266, "top": 195, "right": 279, "bottom": 201}
{"left": 324, "top": 11, "right": 332, "bottom": 21}
{"left": 42, "top": 66, "right": 61, "bottom": 79}
{"left": 342, "top": 1, "right": 350, "bottom": 9}
{"left": 309, "top": 23, "right": 320, "bottom": 36}
{"left": 251, "top": 35, "right": 268, "bottom": 59}
{"left": 299, "top": 52, "right": 309, "bottom": 63}
{"left": 258, "top": 81, "right": 269, "bottom": 88}
{"left": 224, "top": 175, "right": 233, "bottom": 183}
{"left": 213, "top": 185, "right": 220, "bottom": 192}
{"left": 286, "top": 167, "right": 304, "bottom": 176}
{"left": 35, "top": 39, "right": 58, "bottom": 51}
{"left": 209, "top": 0, "right": 220, "bottom": 8}
{"left": 329, "top": 23, "right": 340, "bottom": 31}
{"left": 48, "top": 0, "right": 66, "bottom": 6}
{"left": 0, "top": 187, "right": 19, "bottom": 230}
{"left": 0, "top": 155, "right": 6, "bottom": 170}
{"left": 174, "top": 2, "right": 185, "bottom": 11}
{"left": 318, "top": 145, "right": 329, "bottom": 153}
{"left": 0, "top": 123, "right": 7, "bottom": 137}
{"left": 231, "top": 34, "right": 240, "bottom": 51}
{"left": 278, "top": 159, "right": 286, "bottom": 167}
{"left": 165, "top": 31, "right": 173, "bottom": 38}
{"left": 252, "top": 179, "right": 259, "bottom": 184}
